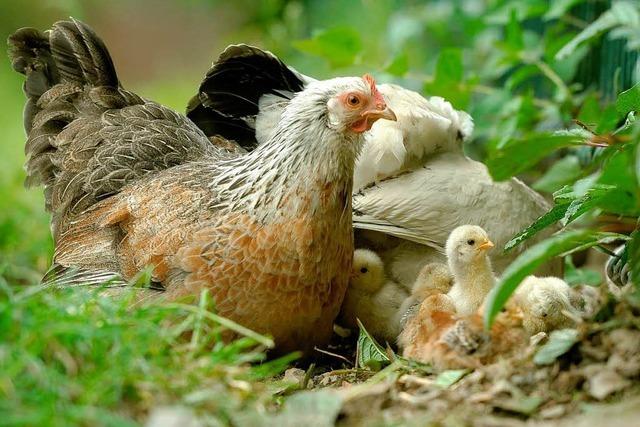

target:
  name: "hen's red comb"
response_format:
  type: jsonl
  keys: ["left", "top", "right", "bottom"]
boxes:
{"left": 363, "top": 74, "right": 385, "bottom": 106}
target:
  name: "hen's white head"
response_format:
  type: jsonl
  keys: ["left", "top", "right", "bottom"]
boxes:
{"left": 446, "top": 225, "right": 494, "bottom": 266}
{"left": 350, "top": 248, "right": 385, "bottom": 293}
{"left": 288, "top": 74, "right": 396, "bottom": 134}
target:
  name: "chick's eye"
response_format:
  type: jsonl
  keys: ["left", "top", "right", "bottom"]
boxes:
{"left": 347, "top": 94, "right": 361, "bottom": 107}
{"left": 467, "top": 239, "right": 475, "bottom": 245}
{"left": 360, "top": 267, "right": 368, "bottom": 273}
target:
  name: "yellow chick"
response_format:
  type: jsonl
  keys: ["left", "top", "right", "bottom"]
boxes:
{"left": 395, "top": 262, "right": 453, "bottom": 330}
{"left": 513, "top": 275, "right": 578, "bottom": 334}
{"left": 339, "top": 249, "right": 408, "bottom": 343}
{"left": 446, "top": 225, "right": 496, "bottom": 316}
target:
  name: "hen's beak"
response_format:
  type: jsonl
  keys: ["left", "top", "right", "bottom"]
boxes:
{"left": 350, "top": 102, "right": 396, "bottom": 133}
{"left": 361, "top": 105, "right": 397, "bottom": 123}
{"left": 478, "top": 240, "right": 495, "bottom": 251}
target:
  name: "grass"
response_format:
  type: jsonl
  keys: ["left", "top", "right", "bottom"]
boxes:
{"left": 0, "top": 285, "right": 296, "bottom": 426}
{"left": 0, "top": 45, "right": 303, "bottom": 426}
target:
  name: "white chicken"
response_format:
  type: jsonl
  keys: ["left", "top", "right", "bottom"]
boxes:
{"left": 186, "top": 45, "right": 561, "bottom": 282}
{"left": 353, "top": 86, "right": 473, "bottom": 190}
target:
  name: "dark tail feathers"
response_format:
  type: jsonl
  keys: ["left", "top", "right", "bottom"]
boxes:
{"left": 8, "top": 18, "right": 119, "bottom": 133}
{"left": 186, "top": 44, "right": 307, "bottom": 148}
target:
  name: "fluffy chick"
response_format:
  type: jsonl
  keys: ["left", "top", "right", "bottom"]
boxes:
{"left": 395, "top": 262, "right": 453, "bottom": 330}
{"left": 400, "top": 294, "right": 527, "bottom": 369}
{"left": 513, "top": 275, "right": 578, "bottom": 334}
{"left": 446, "top": 225, "right": 496, "bottom": 316}
{"left": 339, "top": 249, "right": 408, "bottom": 343}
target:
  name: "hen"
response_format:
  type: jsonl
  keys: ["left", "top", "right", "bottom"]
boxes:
{"left": 8, "top": 19, "right": 395, "bottom": 354}
{"left": 185, "top": 45, "right": 561, "bottom": 287}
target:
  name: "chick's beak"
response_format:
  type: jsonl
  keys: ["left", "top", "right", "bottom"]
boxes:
{"left": 478, "top": 240, "right": 495, "bottom": 251}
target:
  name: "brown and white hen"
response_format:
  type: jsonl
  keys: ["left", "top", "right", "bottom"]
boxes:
{"left": 9, "top": 19, "right": 395, "bottom": 354}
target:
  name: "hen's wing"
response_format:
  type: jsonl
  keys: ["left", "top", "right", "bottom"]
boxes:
{"left": 353, "top": 152, "right": 553, "bottom": 272}
{"left": 9, "top": 19, "right": 235, "bottom": 288}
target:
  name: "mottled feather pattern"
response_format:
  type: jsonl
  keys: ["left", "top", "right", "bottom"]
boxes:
{"left": 10, "top": 19, "right": 374, "bottom": 353}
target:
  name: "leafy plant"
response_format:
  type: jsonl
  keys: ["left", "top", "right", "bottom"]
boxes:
{"left": 534, "top": 329, "right": 580, "bottom": 365}
{"left": 356, "top": 319, "right": 391, "bottom": 371}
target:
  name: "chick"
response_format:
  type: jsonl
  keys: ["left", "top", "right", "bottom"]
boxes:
{"left": 446, "top": 225, "right": 496, "bottom": 316}
{"left": 339, "top": 249, "right": 408, "bottom": 343}
{"left": 398, "top": 293, "right": 455, "bottom": 352}
{"left": 400, "top": 294, "right": 527, "bottom": 369}
{"left": 395, "top": 262, "right": 453, "bottom": 330}
{"left": 513, "top": 275, "right": 578, "bottom": 334}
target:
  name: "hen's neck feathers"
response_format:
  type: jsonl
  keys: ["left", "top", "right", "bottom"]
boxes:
{"left": 211, "top": 81, "right": 363, "bottom": 220}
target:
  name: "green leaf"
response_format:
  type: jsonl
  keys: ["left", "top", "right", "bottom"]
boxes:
{"left": 486, "top": 132, "right": 586, "bottom": 181}
{"left": 504, "top": 202, "right": 569, "bottom": 252}
{"left": 544, "top": 0, "right": 582, "bottom": 20}
{"left": 495, "top": 396, "right": 543, "bottom": 415}
{"left": 577, "top": 94, "right": 603, "bottom": 129}
{"left": 356, "top": 319, "right": 391, "bottom": 370}
{"left": 564, "top": 256, "right": 602, "bottom": 286}
{"left": 555, "top": 6, "right": 619, "bottom": 59}
{"left": 616, "top": 83, "right": 640, "bottom": 116}
{"left": 506, "top": 65, "right": 540, "bottom": 91}
{"left": 424, "top": 48, "right": 469, "bottom": 108}
{"left": 533, "top": 329, "right": 579, "bottom": 365}
{"left": 596, "top": 148, "right": 640, "bottom": 215}
{"left": 561, "top": 184, "right": 618, "bottom": 226}
{"left": 486, "top": 230, "right": 629, "bottom": 328}
{"left": 294, "top": 27, "right": 363, "bottom": 68}
{"left": 533, "top": 155, "right": 583, "bottom": 193}
{"left": 505, "top": 9, "right": 524, "bottom": 52}
{"left": 597, "top": 104, "right": 624, "bottom": 134}
{"left": 434, "top": 369, "right": 469, "bottom": 388}
{"left": 384, "top": 52, "right": 409, "bottom": 77}
{"left": 435, "top": 48, "right": 463, "bottom": 83}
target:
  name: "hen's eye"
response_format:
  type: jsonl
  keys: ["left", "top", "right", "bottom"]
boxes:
{"left": 467, "top": 239, "right": 475, "bottom": 245}
{"left": 347, "top": 94, "right": 361, "bottom": 106}
{"left": 360, "top": 267, "right": 368, "bottom": 273}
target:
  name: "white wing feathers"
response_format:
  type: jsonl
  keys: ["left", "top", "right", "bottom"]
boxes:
{"left": 353, "top": 84, "right": 474, "bottom": 191}
{"left": 353, "top": 152, "right": 551, "bottom": 273}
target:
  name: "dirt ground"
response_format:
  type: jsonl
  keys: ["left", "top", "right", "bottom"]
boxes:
{"left": 277, "top": 283, "right": 640, "bottom": 427}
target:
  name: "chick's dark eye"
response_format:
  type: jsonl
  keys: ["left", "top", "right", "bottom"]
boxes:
{"left": 360, "top": 267, "right": 368, "bottom": 273}
{"left": 467, "top": 239, "right": 475, "bottom": 245}
{"left": 348, "top": 94, "right": 361, "bottom": 106}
